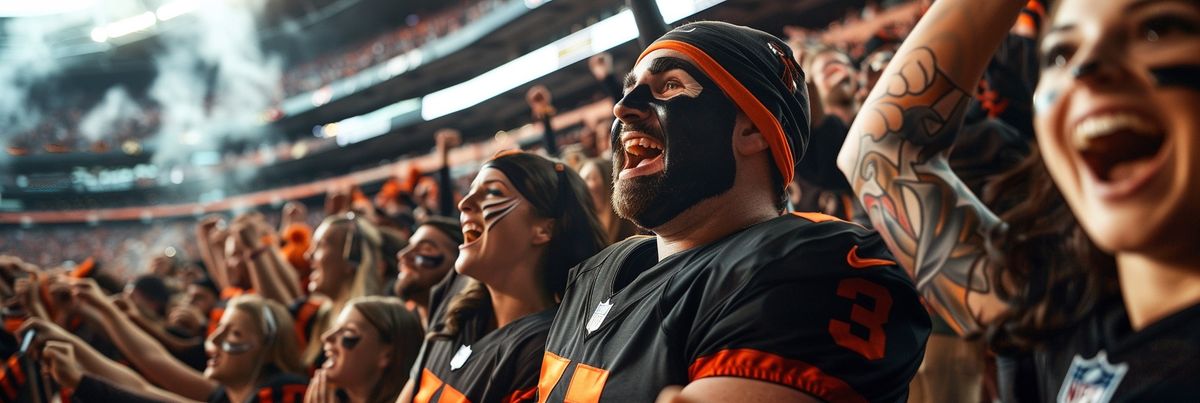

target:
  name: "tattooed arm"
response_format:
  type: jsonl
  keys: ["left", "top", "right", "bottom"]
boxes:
{"left": 836, "top": 0, "right": 1026, "bottom": 335}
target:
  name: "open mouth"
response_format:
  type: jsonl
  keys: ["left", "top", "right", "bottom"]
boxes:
{"left": 619, "top": 133, "right": 665, "bottom": 179}
{"left": 1073, "top": 112, "right": 1166, "bottom": 183}
{"left": 461, "top": 222, "right": 483, "bottom": 248}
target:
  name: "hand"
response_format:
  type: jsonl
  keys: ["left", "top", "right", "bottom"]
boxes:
{"left": 525, "top": 85, "right": 554, "bottom": 118}
{"left": 435, "top": 129, "right": 462, "bottom": 155}
{"left": 42, "top": 340, "right": 83, "bottom": 389}
{"left": 168, "top": 306, "right": 206, "bottom": 333}
{"left": 282, "top": 202, "right": 308, "bottom": 228}
{"left": 68, "top": 278, "right": 109, "bottom": 309}
{"left": 304, "top": 369, "right": 336, "bottom": 403}
{"left": 588, "top": 53, "right": 613, "bottom": 81}
{"left": 197, "top": 215, "right": 224, "bottom": 236}
{"left": 18, "top": 317, "right": 75, "bottom": 352}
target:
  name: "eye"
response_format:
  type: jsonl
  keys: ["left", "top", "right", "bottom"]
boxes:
{"left": 486, "top": 187, "right": 504, "bottom": 197}
{"left": 1139, "top": 15, "right": 1199, "bottom": 42}
{"left": 1041, "top": 43, "right": 1075, "bottom": 69}
{"left": 663, "top": 80, "right": 683, "bottom": 92}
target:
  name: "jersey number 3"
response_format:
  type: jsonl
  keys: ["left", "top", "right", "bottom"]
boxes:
{"left": 828, "top": 278, "right": 893, "bottom": 360}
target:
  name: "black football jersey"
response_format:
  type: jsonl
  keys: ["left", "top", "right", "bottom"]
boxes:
{"left": 414, "top": 307, "right": 555, "bottom": 403}
{"left": 1010, "top": 298, "right": 1200, "bottom": 402}
{"left": 538, "top": 213, "right": 931, "bottom": 402}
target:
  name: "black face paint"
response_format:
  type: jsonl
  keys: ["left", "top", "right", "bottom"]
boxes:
{"left": 339, "top": 334, "right": 362, "bottom": 349}
{"left": 612, "top": 58, "right": 738, "bottom": 229}
{"left": 414, "top": 254, "right": 445, "bottom": 268}
{"left": 1150, "top": 65, "right": 1200, "bottom": 92}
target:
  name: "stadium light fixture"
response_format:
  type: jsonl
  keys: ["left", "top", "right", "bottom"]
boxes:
{"left": 420, "top": 0, "right": 724, "bottom": 121}
{"left": 92, "top": 11, "right": 157, "bottom": 42}
{"left": 156, "top": 0, "right": 199, "bottom": 22}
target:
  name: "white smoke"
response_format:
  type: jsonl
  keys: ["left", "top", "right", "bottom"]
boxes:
{"left": 79, "top": 86, "right": 144, "bottom": 143}
{"left": 149, "top": 0, "right": 284, "bottom": 168}
{"left": 0, "top": 17, "right": 72, "bottom": 146}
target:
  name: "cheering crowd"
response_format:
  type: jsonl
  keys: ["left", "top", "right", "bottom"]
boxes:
{"left": 2, "top": 0, "right": 1198, "bottom": 401}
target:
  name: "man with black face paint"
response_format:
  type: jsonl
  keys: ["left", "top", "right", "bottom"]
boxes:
{"left": 539, "top": 22, "right": 930, "bottom": 402}
{"left": 394, "top": 216, "right": 463, "bottom": 329}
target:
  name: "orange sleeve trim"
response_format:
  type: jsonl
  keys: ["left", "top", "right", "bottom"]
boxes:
{"left": 257, "top": 387, "right": 274, "bottom": 403}
{"left": 846, "top": 245, "right": 895, "bottom": 269}
{"left": 790, "top": 211, "right": 841, "bottom": 223}
{"left": 638, "top": 40, "right": 796, "bottom": 185}
{"left": 504, "top": 385, "right": 538, "bottom": 403}
{"left": 70, "top": 257, "right": 96, "bottom": 278}
{"left": 688, "top": 348, "right": 867, "bottom": 403}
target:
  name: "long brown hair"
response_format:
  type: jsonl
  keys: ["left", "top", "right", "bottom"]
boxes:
{"left": 347, "top": 297, "right": 423, "bottom": 403}
{"left": 435, "top": 152, "right": 607, "bottom": 339}
{"left": 982, "top": 148, "right": 1119, "bottom": 352}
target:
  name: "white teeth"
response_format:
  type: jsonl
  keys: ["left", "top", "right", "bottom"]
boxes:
{"left": 622, "top": 137, "right": 663, "bottom": 153}
{"left": 1072, "top": 113, "right": 1160, "bottom": 149}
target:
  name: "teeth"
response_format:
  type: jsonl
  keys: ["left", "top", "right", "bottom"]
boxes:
{"left": 1073, "top": 113, "right": 1160, "bottom": 149}
{"left": 622, "top": 137, "right": 663, "bottom": 154}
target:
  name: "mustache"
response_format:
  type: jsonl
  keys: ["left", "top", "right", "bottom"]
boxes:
{"left": 614, "top": 121, "right": 666, "bottom": 144}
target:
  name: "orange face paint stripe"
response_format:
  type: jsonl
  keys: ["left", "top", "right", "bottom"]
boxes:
{"left": 688, "top": 348, "right": 867, "bottom": 403}
{"left": 638, "top": 40, "right": 796, "bottom": 185}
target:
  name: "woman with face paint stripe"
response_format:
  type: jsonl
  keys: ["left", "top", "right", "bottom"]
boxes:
{"left": 838, "top": 0, "right": 1200, "bottom": 401}
{"left": 30, "top": 294, "right": 307, "bottom": 403}
{"left": 400, "top": 151, "right": 606, "bottom": 403}
{"left": 306, "top": 297, "right": 423, "bottom": 403}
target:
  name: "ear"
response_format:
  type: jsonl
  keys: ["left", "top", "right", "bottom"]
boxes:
{"left": 531, "top": 218, "right": 554, "bottom": 246}
{"left": 732, "top": 113, "right": 769, "bottom": 157}
{"left": 378, "top": 345, "right": 394, "bottom": 370}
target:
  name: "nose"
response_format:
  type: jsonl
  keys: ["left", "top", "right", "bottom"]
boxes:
{"left": 1068, "top": 38, "right": 1134, "bottom": 91}
{"left": 457, "top": 190, "right": 480, "bottom": 216}
{"left": 613, "top": 84, "right": 652, "bottom": 128}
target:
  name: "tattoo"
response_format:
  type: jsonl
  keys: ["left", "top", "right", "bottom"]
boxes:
{"left": 847, "top": 47, "right": 1004, "bottom": 334}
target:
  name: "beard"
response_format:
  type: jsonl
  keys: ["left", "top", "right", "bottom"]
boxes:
{"left": 612, "top": 84, "right": 737, "bottom": 229}
{"left": 396, "top": 276, "right": 423, "bottom": 300}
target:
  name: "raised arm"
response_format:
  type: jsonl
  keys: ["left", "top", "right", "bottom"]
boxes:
{"left": 836, "top": 0, "right": 1026, "bottom": 335}
{"left": 70, "top": 279, "right": 218, "bottom": 401}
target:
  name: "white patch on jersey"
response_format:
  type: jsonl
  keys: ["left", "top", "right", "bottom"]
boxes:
{"left": 1057, "top": 351, "right": 1128, "bottom": 403}
{"left": 450, "top": 345, "right": 472, "bottom": 371}
{"left": 585, "top": 299, "right": 613, "bottom": 333}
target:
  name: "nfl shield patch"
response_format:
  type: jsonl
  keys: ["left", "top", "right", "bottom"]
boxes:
{"left": 1058, "top": 351, "right": 1128, "bottom": 403}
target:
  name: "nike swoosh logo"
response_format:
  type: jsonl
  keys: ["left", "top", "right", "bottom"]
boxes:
{"left": 846, "top": 245, "right": 894, "bottom": 269}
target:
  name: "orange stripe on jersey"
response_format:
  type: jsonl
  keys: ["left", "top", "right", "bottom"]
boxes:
{"left": 294, "top": 300, "right": 321, "bottom": 350}
{"left": 846, "top": 245, "right": 895, "bottom": 269}
{"left": 504, "top": 385, "right": 537, "bottom": 403}
{"left": 257, "top": 387, "right": 274, "bottom": 403}
{"left": 537, "top": 352, "right": 571, "bottom": 403}
{"left": 414, "top": 369, "right": 471, "bottom": 403}
{"left": 7, "top": 356, "right": 25, "bottom": 385}
{"left": 790, "top": 211, "right": 840, "bottom": 223}
{"left": 565, "top": 363, "right": 609, "bottom": 403}
{"left": 688, "top": 348, "right": 867, "bottom": 403}
{"left": 282, "top": 385, "right": 307, "bottom": 403}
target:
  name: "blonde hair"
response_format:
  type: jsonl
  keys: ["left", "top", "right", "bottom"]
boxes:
{"left": 226, "top": 295, "right": 305, "bottom": 377}
{"left": 303, "top": 214, "right": 385, "bottom": 364}
{"left": 347, "top": 297, "right": 423, "bottom": 403}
